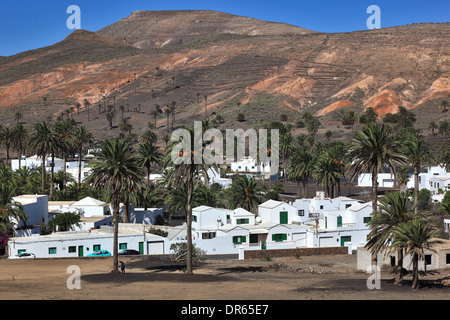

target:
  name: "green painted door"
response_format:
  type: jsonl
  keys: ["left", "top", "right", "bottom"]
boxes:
{"left": 280, "top": 211, "right": 288, "bottom": 224}
{"left": 139, "top": 242, "right": 144, "bottom": 255}
{"left": 340, "top": 236, "right": 351, "bottom": 247}
{"left": 78, "top": 246, "right": 84, "bottom": 257}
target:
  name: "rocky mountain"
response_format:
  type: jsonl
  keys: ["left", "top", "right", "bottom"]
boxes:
{"left": 0, "top": 10, "right": 448, "bottom": 143}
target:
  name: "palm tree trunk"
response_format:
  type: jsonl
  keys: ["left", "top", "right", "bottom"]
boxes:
{"left": 124, "top": 202, "right": 129, "bottom": 223}
{"left": 112, "top": 196, "right": 120, "bottom": 273}
{"left": 371, "top": 165, "right": 379, "bottom": 267}
{"left": 414, "top": 164, "right": 419, "bottom": 215}
{"left": 186, "top": 168, "right": 194, "bottom": 275}
{"left": 78, "top": 147, "right": 82, "bottom": 192}
{"left": 394, "top": 248, "right": 404, "bottom": 285}
{"left": 63, "top": 153, "right": 67, "bottom": 196}
{"left": 49, "top": 153, "right": 55, "bottom": 201}
{"left": 41, "top": 157, "right": 46, "bottom": 195}
{"left": 297, "top": 181, "right": 301, "bottom": 198}
{"left": 412, "top": 252, "right": 419, "bottom": 289}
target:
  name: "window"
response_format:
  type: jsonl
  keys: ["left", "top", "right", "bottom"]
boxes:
{"left": 233, "top": 236, "right": 246, "bottom": 244}
{"left": 425, "top": 255, "right": 432, "bottom": 265}
{"left": 272, "top": 234, "right": 287, "bottom": 242}
{"left": 93, "top": 244, "right": 101, "bottom": 251}
{"left": 298, "top": 210, "right": 304, "bottom": 216}
{"left": 119, "top": 243, "right": 127, "bottom": 250}
{"left": 202, "top": 232, "right": 216, "bottom": 239}
{"left": 363, "top": 217, "right": 372, "bottom": 224}
{"left": 68, "top": 246, "right": 77, "bottom": 253}
{"left": 320, "top": 205, "right": 324, "bottom": 210}
{"left": 446, "top": 254, "right": 450, "bottom": 264}
{"left": 18, "top": 249, "right": 26, "bottom": 255}
{"left": 192, "top": 215, "right": 197, "bottom": 222}
{"left": 237, "top": 218, "right": 249, "bottom": 224}
{"left": 337, "top": 216, "right": 342, "bottom": 227}
{"left": 345, "top": 204, "right": 352, "bottom": 209}
{"left": 49, "top": 247, "right": 57, "bottom": 255}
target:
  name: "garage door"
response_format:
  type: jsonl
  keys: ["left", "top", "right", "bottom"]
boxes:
{"left": 293, "top": 233, "right": 306, "bottom": 247}
{"left": 147, "top": 241, "right": 164, "bottom": 255}
{"left": 319, "top": 236, "right": 333, "bottom": 247}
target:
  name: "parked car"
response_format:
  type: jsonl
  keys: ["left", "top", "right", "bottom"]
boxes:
{"left": 16, "top": 252, "right": 35, "bottom": 259}
{"left": 86, "top": 250, "right": 111, "bottom": 257}
{"left": 118, "top": 249, "right": 140, "bottom": 256}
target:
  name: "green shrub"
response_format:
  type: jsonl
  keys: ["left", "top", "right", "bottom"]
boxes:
{"left": 170, "top": 242, "right": 206, "bottom": 265}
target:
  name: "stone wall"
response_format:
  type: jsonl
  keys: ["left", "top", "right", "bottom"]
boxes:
{"left": 243, "top": 246, "right": 348, "bottom": 260}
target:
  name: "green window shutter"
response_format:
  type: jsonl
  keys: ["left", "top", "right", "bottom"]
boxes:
{"left": 49, "top": 247, "right": 57, "bottom": 254}
{"left": 282, "top": 234, "right": 287, "bottom": 240}
{"left": 280, "top": 211, "right": 288, "bottom": 224}
{"left": 93, "top": 244, "right": 101, "bottom": 251}
{"left": 241, "top": 236, "right": 246, "bottom": 243}
{"left": 337, "top": 216, "right": 342, "bottom": 227}
{"left": 120, "top": 243, "right": 127, "bottom": 250}
{"left": 192, "top": 215, "right": 197, "bottom": 222}
{"left": 69, "top": 246, "right": 76, "bottom": 253}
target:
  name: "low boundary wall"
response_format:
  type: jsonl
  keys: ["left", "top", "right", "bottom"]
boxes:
{"left": 244, "top": 246, "right": 348, "bottom": 260}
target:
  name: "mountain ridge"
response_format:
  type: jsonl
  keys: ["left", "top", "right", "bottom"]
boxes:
{"left": 0, "top": 10, "right": 448, "bottom": 143}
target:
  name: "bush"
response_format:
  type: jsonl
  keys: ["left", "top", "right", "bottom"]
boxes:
{"left": 237, "top": 113, "right": 246, "bottom": 122}
{"left": 170, "top": 242, "right": 206, "bottom": 265}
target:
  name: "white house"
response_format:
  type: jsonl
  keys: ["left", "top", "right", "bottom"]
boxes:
{"left": 70, "top": 197, "right": 110, "bottom": 217}
{"left": 8, "top": 224, "right": 170, "bottom": 259}
{"left": 128, "top": 207, "right": 163, "bottom": 225}
{"left": 11, "top": 155, "right": 64, "bottom": 172}
{"left": 358, "top": 165, "right": 450, "bottom": 196}
{"left": 258, "top": 199, "right": 298, "bottom": 225}
{"left": 12, "top": 195, "right": 49, "bottom": 235}
{"left": 357, "top": 238, "right": 450, "bottom": 272}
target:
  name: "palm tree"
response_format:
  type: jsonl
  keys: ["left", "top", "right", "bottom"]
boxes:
{"left": 286, "top": 147, "right": 315, "bottom": 198}
{"left": 348, "top": 124, "right": 405, "bottom": 266}
{"left": 366, "top": 191, "right": 418, "bottom": 285}
{"left": 428, "top": 121, "right": 438, "bottom": 136}
{"left": 403, "top": 132, "right": 432, "bottom": 214}
{"left": 204, "top": 94, "right": 208, "bottom": 119}
{"left": 312, "top": 155, "right": 344, "bottom": 198}
{"left": 54, "top": 120, "right": 76, "bottom": 196}
{"left": 348, "top": 123, "right": 405, "bottom": 214}
{"left": 72, "top": 126, "right": 93, "bottom": 191}
{"left": 0, "top": 127, "right": 14, "bottom": 167}
{"left": 137, "top": 141, "right": 162, "bottom": 187}
{"left": 28, "top": 121, "right": 57, "bottom": 195}
{"left": 0, "top": 183, "right": 28, "bottom": 233}
{"left": 169, "top": 101, "right": 176, "bottom": 130}
{"left": 226, "top": 176, "right": 264, "bottom": 213}
{"left": 396, "top": 167, "right": 410, "bottom": 193}
{"left": 86, "top": 139, "right": 142, "bottom": 273}
{"left": 279, "top": 133, "right": 294, "bottom": 181}
{"left": 164, "top": 126, "right": 213, "bottom": 274}
{"left": 440, "top": 99, "right": 449, "bottom": 113}
{"left": 12, "top": 124, "right": 28, "bottom": 170}
{"left": 392, "top": 219, "right": 440, "bottom": 289}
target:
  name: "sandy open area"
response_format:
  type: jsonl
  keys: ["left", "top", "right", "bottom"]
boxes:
{"left": 0, "top": 254, "right": 448, "bottom": 302}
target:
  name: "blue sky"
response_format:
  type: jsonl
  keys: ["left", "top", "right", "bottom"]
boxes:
{"left": 0, "top": 0, "right": 449, "bottom": 56}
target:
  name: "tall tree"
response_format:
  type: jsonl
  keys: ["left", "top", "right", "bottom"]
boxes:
{"left": 366, "top": 191, "right": 418, "bottom": 285}
{"left": 12, "top": 124, "right": 28, "bottom": 170}
{"left": 226, "top": 176, "right": 264, "bottom": 213}
{"left": 348, "top": 124, "right": 405, "bottom": 214}
{"left": 0, "top": 127, "right": 14, "bottom": 167}
{"left": 392, "top": 219, "right": 440, "bottom": 289}
{"left": 72, "top": 125, "right": 93, "bottom": 191}
{"left": 164, "top": 126, "right": 213, "bottom": 274}
{"left": 86, "top": 139, "right": 142, "bottom": 273}
{"left": 28, "top": 121, "right": 57, "bottom": 196}
{"left": 403, "top": 132, "right": 432, "bottom": 214}
{"left": 137, "top": 141, "right": 162, "bottom": 187}
{"left": 347, "top": 124, "right": 405, "bottom": 265}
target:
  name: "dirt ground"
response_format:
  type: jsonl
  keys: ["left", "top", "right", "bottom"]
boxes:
{"left": 0, "top": 254, "right": 448, "bottom": 302}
